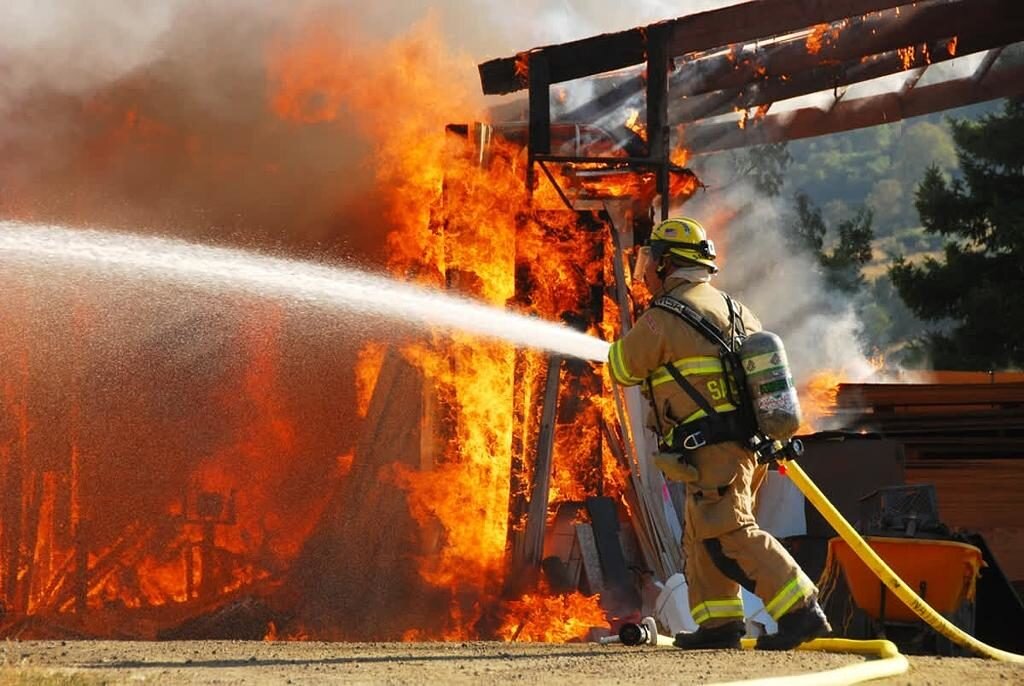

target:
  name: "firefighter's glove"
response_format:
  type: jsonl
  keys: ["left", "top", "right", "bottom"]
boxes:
{"left": 654, "top": 452, "right": 700, "bottom": 483}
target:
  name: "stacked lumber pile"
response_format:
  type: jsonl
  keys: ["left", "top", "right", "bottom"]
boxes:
{"left": 833, "top": 381, "right": 1024, "bottom": 460}
{"left": 831, "top": 377, "right": 1024, "bottom": 581}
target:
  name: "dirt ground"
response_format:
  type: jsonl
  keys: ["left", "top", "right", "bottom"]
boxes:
{"left": 3, "top": 640, "right": 1024, "bottom": 685}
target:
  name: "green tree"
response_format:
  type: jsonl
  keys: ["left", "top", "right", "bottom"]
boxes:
{"left": 790, "top": 192, "right": 874, "bottom": 293}
{"left": 709, "top": 142, "right": 792, "bottom": 197}
{"left": 821, "top": 206, "right": 874, "bottom": 292}
{"left": 890, "top": 98, "right": 1024, "bottom": 369}
{"left": 739, "top": 142, "right": 792, "bottom": 197}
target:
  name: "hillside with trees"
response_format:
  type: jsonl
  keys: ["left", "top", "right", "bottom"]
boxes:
{"left": 706, "top": 99, "right": 1014, "bottom": 368}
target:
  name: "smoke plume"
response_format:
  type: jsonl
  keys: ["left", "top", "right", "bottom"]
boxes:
{"left": 679, "top": 179, "right": 876, "bottom": 385}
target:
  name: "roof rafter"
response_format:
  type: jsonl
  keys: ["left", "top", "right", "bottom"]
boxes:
{"left": 479, "top": 0, "right": 914, "bottom": 95}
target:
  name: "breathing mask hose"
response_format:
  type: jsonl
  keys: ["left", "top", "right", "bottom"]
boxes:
{"left": 782, "top": 459, "right": 1024, "bottom": 663}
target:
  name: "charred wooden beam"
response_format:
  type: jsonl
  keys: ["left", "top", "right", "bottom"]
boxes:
{"left": 681, "top": 54, "right": 1024, "bottom": 154}
{"left": 508, "top": 355, "right": 562, "bottom": 587}
{"left": 527, "top": 53, "right": 552, "bottom": 192}
{"left": 837, "top": 383, "right": 1024, "bottom": 409}
{"left": 559, "top": 74, "right": 644, "bottom": 126}
{"left": 548, "top": 0, "right": 1021, "bottom": 129}
{"left": 479, "top": 0, "right": 914, "bottom": 95}
{"left": 671, "top": 0, "right": 1020, "bottom": 99}
{"left": 647, "top": 23, "right": 671, "bottom": 219}
{"left": 670, "top": 18, "right": 1024, "bottom": 124}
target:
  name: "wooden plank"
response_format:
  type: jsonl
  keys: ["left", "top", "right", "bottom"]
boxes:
{"left": 586, "top": 495, "right": 638, "bottom": 608}
{"left": 906, "top": 460, "right": 1024, "bottom": 580}
{"left": 479, "top": 0, "right": 913, "bottom": 94}
{"left": 539, "top": 12, "right": 1016, "bottom": 156}
{"left": 519, "top": 356, "right": 562, "bottom": 573}
{"left": 527, "top": 52, "right": 551, "bottom": 193}
{"left": 574, "top": 523, "right": 605, "bottom": 595}
{"left": 647, "top": 23, "right": 671, "bottom": 219}
{"left": 682, "top": 59, "right": 1024, "bottom": 153}
{"left": 670, "top": 19, "right": 1024, "bottom": 124}
{"left": 672, "top": 0, "right": 1020, "bottom": 99}
{"left": 837, "top": 383, "right": 1024, "bottom": 409}
{"left": 600, "top": 418, "right": 661, "bottom": 574}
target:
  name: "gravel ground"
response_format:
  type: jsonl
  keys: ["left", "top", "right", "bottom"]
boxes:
{"left": 3, "top": 640, "right": 1024, "bottom": 685}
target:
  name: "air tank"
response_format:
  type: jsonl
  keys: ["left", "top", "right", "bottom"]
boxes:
{"left": 738, "top": 331, "right": 802, "bottom": 440}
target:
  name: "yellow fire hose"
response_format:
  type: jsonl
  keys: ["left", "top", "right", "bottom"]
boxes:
{"left": 624, "top": 459, "right": 1024, "bottom": 684}
{"left": 639, "top": 634, "right": 907, "bottom": 685}
{"left": 725, "top": 637, "right": 908, "bottom": 686}
{"left": 605, "top": 380, "right": 1022, "bottom": 682}
{"left": 781, "top": 458, "right": 1024, "bottom": 664}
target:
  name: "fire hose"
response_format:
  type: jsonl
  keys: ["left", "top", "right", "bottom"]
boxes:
{"left": 603, "top": 456, "right": 1024, "bottom": 684}
{"left": 780, "top": 457, "right": 1024, "bottom": 664}
{"left": 605, "top": 376, "right": 1024, "bottom": 683}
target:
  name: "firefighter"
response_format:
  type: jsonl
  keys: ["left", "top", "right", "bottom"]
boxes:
{"left": 608, "top": 217, "right": 830, "bottom": 650}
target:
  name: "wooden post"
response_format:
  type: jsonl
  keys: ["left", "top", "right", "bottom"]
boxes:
{"left": 646, "top": 24, "right": 671, "bottom": 220}
{"left": 527, "top": 53, "right": 551, "bottom": 194}
{"left": 508, "top": 355, "right": 562, "bottom": 590}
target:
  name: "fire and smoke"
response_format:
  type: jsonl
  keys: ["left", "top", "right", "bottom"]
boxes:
{"left": 678, "top": 177, "right": 878, "bottom": 426}
{"left": 0, "top": 0, "right": 863, "bottom": 643}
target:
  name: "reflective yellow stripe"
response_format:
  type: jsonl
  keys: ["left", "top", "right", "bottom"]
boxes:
{"left": 608, "top": 340, "right": 642, "bottom": 385}
{"left": 691, "top": 597, "right": 745, "bottom": 625}
{"left": 765, "top": 573, "right": 814, "bottom": 620}
{"left": 649, "top": 356, "right": 723, "bottom": 388}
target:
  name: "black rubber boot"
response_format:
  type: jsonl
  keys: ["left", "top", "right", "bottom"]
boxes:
{"left": 755, "top": 598, "right": 832, "bottom": 651}
{"left": 673, "top": 621, "right": 745, "bottom": 650}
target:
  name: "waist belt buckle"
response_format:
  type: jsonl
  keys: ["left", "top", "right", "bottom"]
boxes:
{"left": 682, "top": 431, "right": 707, "bottom": 451}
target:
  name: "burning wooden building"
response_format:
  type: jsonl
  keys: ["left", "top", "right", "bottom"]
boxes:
{"left": 1, "top": 0, "right": 1023, "bottom": 646}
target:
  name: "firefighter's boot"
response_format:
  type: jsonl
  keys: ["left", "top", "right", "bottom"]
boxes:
{"left": 755, "top": 598, "right": 831, "bottom": 650}
{"left": 673, "top": 621, "right": 744, "bottom": 650}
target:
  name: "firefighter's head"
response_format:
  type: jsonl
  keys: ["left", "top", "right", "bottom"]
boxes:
{"left": 634, "top": 217, "right": 717, "bottom": 293}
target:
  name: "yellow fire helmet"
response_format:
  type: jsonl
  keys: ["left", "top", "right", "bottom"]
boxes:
{"left": 648, "top": 216, "right": 718, "bottom": 273}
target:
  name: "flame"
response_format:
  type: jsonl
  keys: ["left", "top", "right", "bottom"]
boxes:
{"left": 299, "top": 15, "right": 629, "bottom": 635}
{"left": 670, "top": 145, "right": 689, "bottom": 168}
{"left": 514, "top": 52, "right": 530, "bottom": 85}
{"left": 797, "top": 370, "right": 844, "bottom": 434}
{"left": 805, "top": 23, "right": 842, "bottom": 55}
{"left": 336, "top": 453, "right": 354, "bottom": 478}
{"left": 497, "top": 588, "right": 607, "bottom": 642}
{"left": 947, "top": 36, "right": 958, "bottom": 56}
{"left": 897, "top": 46, "right": 916, "bottom": 71}
{"left": 624, "top": 109, "right": 648, "bottom": 142}
{"left": 0, "top": 7, "right": 643, "bottom": 641}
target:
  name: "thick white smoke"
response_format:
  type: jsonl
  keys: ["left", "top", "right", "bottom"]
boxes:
{"left": 679, "top": 181, "right": 876, "bottom": 385}
{"left": 0, "top": 2, "right": 182, "bottom": 116}
{"left": 0, "top": 0, "right": 743, "bottom": 117}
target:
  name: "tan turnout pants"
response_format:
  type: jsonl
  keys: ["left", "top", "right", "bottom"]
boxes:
{"left": 683, "top": 443, "right": 816, "bottom": 628}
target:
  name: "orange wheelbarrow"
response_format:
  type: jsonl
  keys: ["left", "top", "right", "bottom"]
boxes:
{"left": 828, "top": 536, "right": 983, "bottom": 625}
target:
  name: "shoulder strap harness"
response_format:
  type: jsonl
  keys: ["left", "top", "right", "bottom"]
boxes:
{"left": 648, "top": 293, "right": 754, "bottom": 452}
